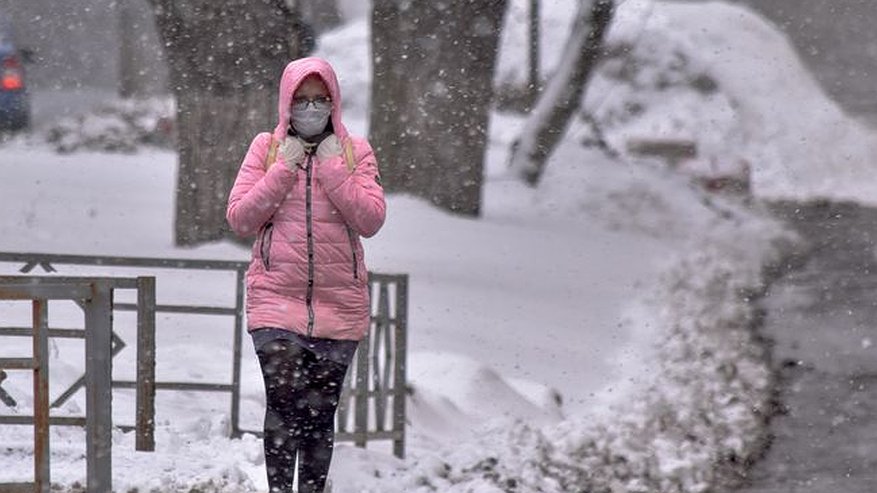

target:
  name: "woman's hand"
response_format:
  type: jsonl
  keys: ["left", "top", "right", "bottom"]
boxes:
{"left": 278, "top": 136, "right": 305, "bottom": 170}
{"left": 316, "top": 134, "right": 342, "bottom": 160}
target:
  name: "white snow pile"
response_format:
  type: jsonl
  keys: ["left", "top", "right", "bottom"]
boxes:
{"left": 43, "top": 96, "right": 175, "bottom": 153}
{"left": 498, "top": 0, "right": 877, "bottom": 203}
{"left": 325, "top": 157, "right": 793, "bottom": 492}
{"left": 317, "top": 2, "right": 804, "bottom": 491}
{"left": 585, "top": 0, "right": 877, "bottom": 203}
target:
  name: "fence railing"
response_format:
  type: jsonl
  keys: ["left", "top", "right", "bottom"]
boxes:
{"left": 0, "top": 251, "right": 408, "bottom": 457}
{"left": 0, "top": 276, "right": 137, "bottom": 493}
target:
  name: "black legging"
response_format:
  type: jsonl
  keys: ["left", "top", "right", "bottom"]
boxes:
{"left": 257, "top": 339, "right": 349, "bottom": 493}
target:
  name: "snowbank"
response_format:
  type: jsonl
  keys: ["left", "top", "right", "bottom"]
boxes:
{"left": 43, "top": 97, "right": 175, "bottom": 153}
{"left": 592, "top": 0, "right": 877, "bottom": 204}
{"left": 497, "top": 0, "right": 877, "bottom": 202}
{"left": 322, "top": 124, "right": 793, "bottom": 492}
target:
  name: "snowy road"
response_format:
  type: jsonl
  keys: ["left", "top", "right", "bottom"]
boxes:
{"left": 736, "top": 202, "right": 877, "bottom": 492}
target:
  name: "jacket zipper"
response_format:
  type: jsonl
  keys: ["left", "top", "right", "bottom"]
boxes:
{"left": 259, "top": 222, "right": 274, "bottom": 270}
{"left": 346, "top": 227, "right": 359, "bottom": 280}
{"left": 305, "top": 154, "right": 316, "bottom": 336}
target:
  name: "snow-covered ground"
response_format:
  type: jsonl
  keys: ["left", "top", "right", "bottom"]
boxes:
{"left": 1, "top": 0, "right": 872, "bottom": 491}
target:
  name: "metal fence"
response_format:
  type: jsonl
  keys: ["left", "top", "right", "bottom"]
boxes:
{"left": 0, "top": 251, "right": 408, "bottom": 457}
{"left": 0, "top": 276, "right": 135, "bottom": 493}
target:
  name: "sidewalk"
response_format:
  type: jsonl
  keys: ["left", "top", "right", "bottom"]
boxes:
{"left": 734, "top": 202, "right": 877, "bottom": 492}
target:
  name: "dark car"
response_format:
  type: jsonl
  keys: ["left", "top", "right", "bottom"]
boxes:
{"left": 0, "top": 13, "right": 30, "bottom": 131}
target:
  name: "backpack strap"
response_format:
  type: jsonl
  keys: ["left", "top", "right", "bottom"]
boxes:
{"left": 343, "top": 138, "right": 356, "bottom": 172}
{"left": 264, "top": 137, "right": 279, "bottom": 168}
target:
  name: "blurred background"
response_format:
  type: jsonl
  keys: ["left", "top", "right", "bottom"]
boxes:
{"left": 2, "top": 2, "right": 877, "bottom": 491}
{"left": 1, "top": 0, "right": 875, "bottom": 124}
{"left": 0, "top": 0, "right": 369, "bottom": 124}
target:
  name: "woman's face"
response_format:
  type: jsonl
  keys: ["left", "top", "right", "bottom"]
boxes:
{"left": 293, "top": 76, "right": 330, "bottom": 107}
{"left": 290, "top": 75, "right": 332, "bottom": 137}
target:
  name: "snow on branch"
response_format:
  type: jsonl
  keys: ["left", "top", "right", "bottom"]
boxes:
{"left": 508, "top": 0, "right": 614, "bottom": 186}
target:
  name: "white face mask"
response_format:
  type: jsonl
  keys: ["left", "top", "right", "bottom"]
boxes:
{"left": 291, "top": 105, "right": 331, "bottom": 138}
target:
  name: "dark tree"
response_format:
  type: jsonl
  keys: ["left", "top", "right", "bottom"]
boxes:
{"left": 370, "top": 0, "right": 508, "bottom": 216}
{"left": 118, "top": 0, "right": 139, "bottom": 97}
{"left": 147, "top": 0, "right": 307, "bottom": 245}
{"left": 508, "top": 0, "right": 614, "bottom": 185}
{"left": 118, "top": 0, "right": 169, "bottom": 98}
{"left": 298, "top": 0, "right": 342, "bottom": 33}
{"left": 528, "top": 0, "right": 540, "bottom": 102}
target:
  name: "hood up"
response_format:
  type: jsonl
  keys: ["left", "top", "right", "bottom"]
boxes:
{"left": 273, "top": 57, "right": 348, "bottom": 143}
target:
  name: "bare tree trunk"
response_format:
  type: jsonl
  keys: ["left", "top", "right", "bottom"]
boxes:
{"left": 119, "top": 0, "right": 170, "bottom": 97}
{"left": 528, "top": 0, "right": 540, "bottom": 102}
{"left": 508, "top": 0, "right": 614, "bottom": 186}
{"left": 147, "top": 0, "right": 304, "bottom": 246}
{"left": 370, "top": 0, "right": 508, "bottom": 216}
{"left": 298, "top": 0, "right": 341, "bottom": 33}
{"left": 118, "top": 0, "right": 137, "bottom": 98}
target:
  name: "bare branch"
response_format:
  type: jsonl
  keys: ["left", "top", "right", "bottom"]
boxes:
{"left": 508, "top": 0, "right": 615, "bottom": 186}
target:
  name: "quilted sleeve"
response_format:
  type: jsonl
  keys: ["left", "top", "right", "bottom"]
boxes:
{"left": 226, "top": 133, "right": 299, "bottom": 237}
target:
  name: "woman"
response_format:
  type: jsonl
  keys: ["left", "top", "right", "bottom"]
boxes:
{"left": 226, "top": 57, "right": 385, "bottom": 493}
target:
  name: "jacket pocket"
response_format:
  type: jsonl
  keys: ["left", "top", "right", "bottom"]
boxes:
{"left": 346, "top": 226, "right": 359, "bottom": 280}
{"left": 259, "top": 222, "right": 274, "bottom": 271}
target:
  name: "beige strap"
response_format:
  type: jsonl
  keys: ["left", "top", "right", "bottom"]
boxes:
{"left": 343, "top": 138, "right": 356, "bottom": 172}
{"left": 265, "top": 137, "right": 279, "bottom": 168}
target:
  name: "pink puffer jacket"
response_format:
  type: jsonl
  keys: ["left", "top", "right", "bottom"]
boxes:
{"left": 226, "top": 57, "right": 386, "bottom": 341}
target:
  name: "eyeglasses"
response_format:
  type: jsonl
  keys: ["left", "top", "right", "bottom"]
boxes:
{"left": 291, "top": 96, "right": 332, "bottom": 112}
